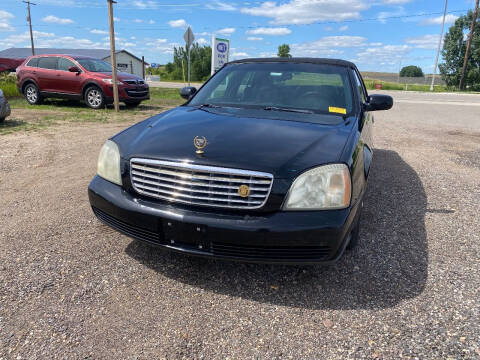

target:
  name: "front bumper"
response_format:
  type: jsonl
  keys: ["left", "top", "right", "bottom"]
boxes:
{"left": 104, "top": 85, "right": 150, "bottom": 102}
{"left": 88, "top": 176, "right": 361, "bottom": 264}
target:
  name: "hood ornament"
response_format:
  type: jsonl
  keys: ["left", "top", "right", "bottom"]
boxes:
{"left": 194, "top": 136, "right": 207, "bottom": 155}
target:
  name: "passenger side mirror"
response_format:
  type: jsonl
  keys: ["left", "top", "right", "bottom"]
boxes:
{"left": 68, "top": 66, "right": 81, "bottom": 73}
{"left": 180, "top": 86, "right": 197, "bottom": 100}
{"left": 364, "top": 94, "right": 393, "bottom": 111}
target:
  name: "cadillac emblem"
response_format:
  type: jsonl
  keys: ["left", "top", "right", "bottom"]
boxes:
{"left": 238, "top": 184, "right": 250, "bottom": 198}
{"left": 193, "top": 136, "right": 207, "bottom": 154}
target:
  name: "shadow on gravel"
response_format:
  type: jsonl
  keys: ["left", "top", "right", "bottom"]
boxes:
{"left": 125, "top": 149, "right": 428, "bottom": 310}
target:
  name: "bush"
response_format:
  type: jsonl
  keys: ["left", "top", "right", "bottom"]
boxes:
{"left": 400, "top": 65, "right": 424, "bottom": 77}
{"left": 0, "top": 73, "right": 20, "bottom": 98}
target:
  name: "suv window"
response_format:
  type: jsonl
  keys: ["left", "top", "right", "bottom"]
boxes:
{"left": 58, "top": 57, "right": 76, "bottom": 71}
{"left": 26, "top": 58, "right": 38, "bottom": 67}
{"left": 37, "top": 57, "right": 58, "bottom": 70}
{"left": 352, "top": 70, "right": 367, "bottom": 103}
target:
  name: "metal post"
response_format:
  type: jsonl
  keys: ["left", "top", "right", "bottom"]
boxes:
{"left": 23, "top": 1, "right": 36, "bottom": 56}
{"left": 187, "top": 46, "right": 191, "bottom": 86}
{"left": 430, "top": 0, "right": 448, "bottom": 91}
{"left": 142, "top": 56, "right": 145, "bottom": 80}
{"left": 459, "top": 0, "right": 479, "bottom": 90}
{"left": 107, "top": 0, "right": 119, "bottom": 112}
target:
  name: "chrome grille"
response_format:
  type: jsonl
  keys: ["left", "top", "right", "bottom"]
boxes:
{"left": 130, "top": 158, "right": 273, "bottom": 209}
{"left": 124, "top": 79, "right": 145, "bottom": 85}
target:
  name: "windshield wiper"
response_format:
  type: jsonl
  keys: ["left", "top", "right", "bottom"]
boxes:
{"left": 264, "top": 106, "right": 314, "bottom": 114}
{"left": 197, "top": 103, "right": 222, "bottom": 109}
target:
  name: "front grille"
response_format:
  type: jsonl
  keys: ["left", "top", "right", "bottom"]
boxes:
{"left": 92, "top": 207, "right": 161, "bottom": 243}
{"left": 211, "top": 242, "right": 331, "bottom": 261}
{"left": 125, "top": 89, "right": 149, "bottom": 98}
{"left": 130, "top": 158, "right": 273, "bottom": 209}
{"left": 124, "top": 80, "right": 145, "bottom": 85}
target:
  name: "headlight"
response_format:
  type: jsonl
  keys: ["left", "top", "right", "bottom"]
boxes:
{"left": 283, "top": 163, "right": 351, "bottom": 210}
{"left": 97, "top": 140, "right": 122, "bottom": 185}
{"left": 102, "top": 79, "right": 123, "bottom": 85}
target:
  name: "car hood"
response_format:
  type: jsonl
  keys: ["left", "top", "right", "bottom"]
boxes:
{"left": 95, "top": 72, "right": 143, "bottom": 82}
{"left": 115, "top": 107, "right": 354, "bottom": 179}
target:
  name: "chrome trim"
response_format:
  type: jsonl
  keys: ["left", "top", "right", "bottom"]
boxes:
{"left": 130, "top": 158, "right": 273, "bottom": 209}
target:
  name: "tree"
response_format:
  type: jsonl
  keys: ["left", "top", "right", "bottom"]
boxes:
{"left": 400, "top": 65, "right": 424, "bottom": 77}
{"left": 159, "top": 43, "right": 212, "bottom": 81}
{"left": 277, "top": 44, "right": 291, "bottom": 58}
{"left": 439, "top": 10, "right": 480, "bottom": 90}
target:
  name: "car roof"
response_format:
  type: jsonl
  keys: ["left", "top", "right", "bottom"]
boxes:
{"left": 228, "top": 57, "right": 357, "bottom": 69}
{"left": 29, "top": 54, "right": 98, "bottom": 60}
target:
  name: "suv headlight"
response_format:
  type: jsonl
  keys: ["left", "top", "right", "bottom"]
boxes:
{"left": 97, "top": 140, "right": 122, "bottom": 185}
{"left": 102, "top": 79, "right": 123, "bottom": 85}
{"left": 283, "top": 163, "right": 351, "bottom": 210}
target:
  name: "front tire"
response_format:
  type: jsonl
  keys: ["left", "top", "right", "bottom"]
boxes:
{"left": 85, "top": 86, "right": 105, "bottom": 109}
{"left": 24, "top": 83, "right": 42, "bottom": 105}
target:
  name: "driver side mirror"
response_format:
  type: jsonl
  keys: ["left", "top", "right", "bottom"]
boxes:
{"left": 180, "top": 86, "right": 197, "bottom": 100}
{"left": 364, "top": 94, "right": 393, "bottom": 111}
{"left": 68, "top": 66, "right": 81, "bottom": 73}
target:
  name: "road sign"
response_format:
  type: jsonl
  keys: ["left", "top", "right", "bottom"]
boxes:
{"left": 211, "top": 37, "right": 230, "bottom": 75}
{"left": 184, "top": 27, "right": 195, "bottom": 48}
{"left": 150, "top": 63, "right": 158, "bottom": 68}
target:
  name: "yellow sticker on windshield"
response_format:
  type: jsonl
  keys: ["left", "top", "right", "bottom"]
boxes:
{"left": 329, "top": 106, "right": 347, "bottom": 115}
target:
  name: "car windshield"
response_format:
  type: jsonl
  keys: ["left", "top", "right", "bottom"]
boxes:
{"left": 189, "top": 62, "right": 354, "bottom": 117}
{"left": 77, "top": 58, "right": 112, "bottom": 72}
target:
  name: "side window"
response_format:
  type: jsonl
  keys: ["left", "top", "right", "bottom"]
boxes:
{"left": 58, "top": 57, "right": 76, "bottom": 71}
{"left": 26, "top": 58, "right": 38, "bottom": 67}
{"left": 352, "top": 70, "right": 367, "bottom": 103}
{"left": 37, "top": 57, "right": 58, "bottom": 70}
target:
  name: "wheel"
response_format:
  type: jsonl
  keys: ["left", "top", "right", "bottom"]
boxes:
{"left": 0, "top": 117, "right": 4, "bottom": 123}
{"left": 24, "top": 83, "right": 42, "bottom": 105}
{"left": 346, "top": 204, "right": 362, "bottom": 250}
{"left": 125, "top": 101, "right": 141, "bottom": 108}
{"left": 85, "top": 86, "right": 105, "bottom": 109}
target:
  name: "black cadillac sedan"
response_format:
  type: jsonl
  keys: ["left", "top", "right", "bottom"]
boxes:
{"left": 88, "top": 58, "right": 393, "bottom": 264}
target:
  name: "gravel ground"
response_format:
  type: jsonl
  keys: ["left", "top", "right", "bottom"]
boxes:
{"left": 1, "top": 91, "right": 479, "bottom": 359}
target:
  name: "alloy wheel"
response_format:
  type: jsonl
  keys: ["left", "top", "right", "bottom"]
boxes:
{"left": 87, "top": 89, "right": 102, "bottom": 107}
{"left": 26, "top": 86, "right": 38, "bottom": 103}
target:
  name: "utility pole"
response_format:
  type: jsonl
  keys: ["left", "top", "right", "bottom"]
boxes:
{"left": 107, "top": 0, "right": 119, "bottom": 112}
{"left": 459, "top": 0, "right": 479, "bottom": 90}
{"left": 22, "top": 1, "right": 36, "bottom": 56}
{"left": 430, "top": 0, "right": 448, "bottom": 91}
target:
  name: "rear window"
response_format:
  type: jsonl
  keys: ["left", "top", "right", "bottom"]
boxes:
{"left": 26, "top": 58, "right": 38, "bottom": 67}
{"left": 37, "top": 57, "right": 58, "bottom": 70}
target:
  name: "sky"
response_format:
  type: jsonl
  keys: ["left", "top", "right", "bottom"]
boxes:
{"left": 0, "top": 0, "right": 477, "bottom": 73}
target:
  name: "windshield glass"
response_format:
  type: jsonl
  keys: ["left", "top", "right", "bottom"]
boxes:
{"left": 189, "top": 62, "right": 354, "bottom": 116}
{"left": 77, "top": 58, "right": 112, "bottom": 72}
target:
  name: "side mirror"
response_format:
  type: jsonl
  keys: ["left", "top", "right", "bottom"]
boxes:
{"left": 180, "top": 86, "right": 197, "bottom": 100}
{"left": 68, "top": 66, "right": 81, "bottom": 73}
{"left": 364, "top": 94, "right": 393, "bottom": 111}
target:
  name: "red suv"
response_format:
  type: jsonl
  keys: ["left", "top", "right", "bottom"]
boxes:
{"left": 16, "top": 54, "right": 149, "bottom": 109}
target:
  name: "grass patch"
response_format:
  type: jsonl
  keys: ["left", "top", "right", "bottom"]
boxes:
{"left": 0, "top": 87, "right": 184, "bottom": 135}
{"left": 364, "top": 79, "right": 448, "bottom": 92}
{"left": 0, "top": 74, "right": 21, "bottom": 98}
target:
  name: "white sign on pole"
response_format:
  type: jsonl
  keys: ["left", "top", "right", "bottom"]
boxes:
{"left": 184, "top": 27, "right": 195, "bottom": 48}
{"left": 211, "top": 36, "right": 230, "bottom": 75}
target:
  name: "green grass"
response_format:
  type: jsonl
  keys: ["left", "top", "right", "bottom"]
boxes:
{"left": 364, "top": 79, "right": 449, "bottom": 92}
{"left": 0, "top": 74, "right": 21, "bottom": 97}
{"left": 0, "top": 87, "right": 184, "bottom": 135}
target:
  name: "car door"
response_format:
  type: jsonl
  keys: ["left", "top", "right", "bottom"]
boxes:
{"left": 36, "top": 57, "right": 59, "bottom": 93}
{"left": 56, "top": 57, "right": 83, "bottom": 95}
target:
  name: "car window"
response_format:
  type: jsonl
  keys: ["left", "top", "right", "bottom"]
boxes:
{"left": 26, "top": 58, "right": 38, "bottom": 67}
{"left": 352, "top": 70, "right": 367, "bottom": 103}
{"left": 58, "top": 57, "right": 76, "bottom": 71}
{"left": 37, "top": 57, "right": 58, "bottom": 70}
{"left": 190, "top": 62, "right": 354, "bottom": 117}
{"left": 76, "top": 58, "right": 112, "bottom": 72}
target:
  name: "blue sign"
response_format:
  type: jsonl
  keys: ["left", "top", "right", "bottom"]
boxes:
{"left": 150, "top": 63, "right": 159, "bottom": 68}
{"left": 217, "top": 43, "right": 227, "bottom": 53}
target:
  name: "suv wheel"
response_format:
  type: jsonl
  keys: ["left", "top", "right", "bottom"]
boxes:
{"left": 85, "top": 86, "right": 105, "bottom": 109}
{"left": 24, "top": 83, "right": 42, "bottom": 105}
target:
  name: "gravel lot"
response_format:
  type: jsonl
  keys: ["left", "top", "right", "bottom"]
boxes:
{"left": 1, "top": 91, "right": 479, "bottom": 359}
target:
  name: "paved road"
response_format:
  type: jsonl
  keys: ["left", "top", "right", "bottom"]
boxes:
{"left": 148, "top": 80, "right": 203, "bottom": 89}
{"left": 0, "top": 91, "right": 479, "bottom": 358}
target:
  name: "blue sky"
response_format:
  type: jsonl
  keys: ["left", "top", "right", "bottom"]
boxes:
{"left": 0, "top": 0, "right": 476, "bottom": 73}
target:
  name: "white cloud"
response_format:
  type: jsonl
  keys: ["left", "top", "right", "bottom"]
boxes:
{"left": 355, "top": 44, "right": 410, "bottom": 66}
{"left": 377, "top": 7, "right": 406, "bottom": 24}
{"left": 381, "top": 0, "right": 411, "bottom": 3}
{"left": 232, "top": 52, "right": 249, "bottom": 57}
{"left": 405, "top": 34, "right": 439, "bottom": 49}
{"left": 205, "top": 1, "right": 237, "bottom": 11}
{"left": 168, "top": 19, "right": 187, "bottom": 28}
{"left": 0, "top": 31, "right": 53, "bottom": 48}
{"left": 114, "top": 17, "right": 120, "bottom": 22}
{"left": 134, "top": 19, "right": 143, "bottom": 23}
{"left": 132, "top": 0, "right": 158, "bottom": 9}
{"left": 217, "top": 27, "right": 235, "bottom": 35}
{"left": 421, "top": 14, "right": 458, "bottom": 25}
{"left": 90, "top": 29, "right": 108, "bottom": 35}
{"left": 148, "top": 19, "right": 155, "bottom": 24}
{"left": 196, "top": 38, "right": 208, "bottom": 45}
{"left": 247, "top": 36, "right": 263, "bottom": 41}
{"left": 291, "top": 35, "right": 367, "bottom": 57}
{"left": 42, "top": 15, "right": 74, "bottom": 24}
{"left": 339, "top": 25, "right": 349, "bottom": 31}
{"left": 241, "top": 0, "right": 367, "bottom": 25}
{"left": 0, "top": 10, "right": 14, "bottom": 31}
{"left": 246, "top": 27, "right": 291, "bottom": 36}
